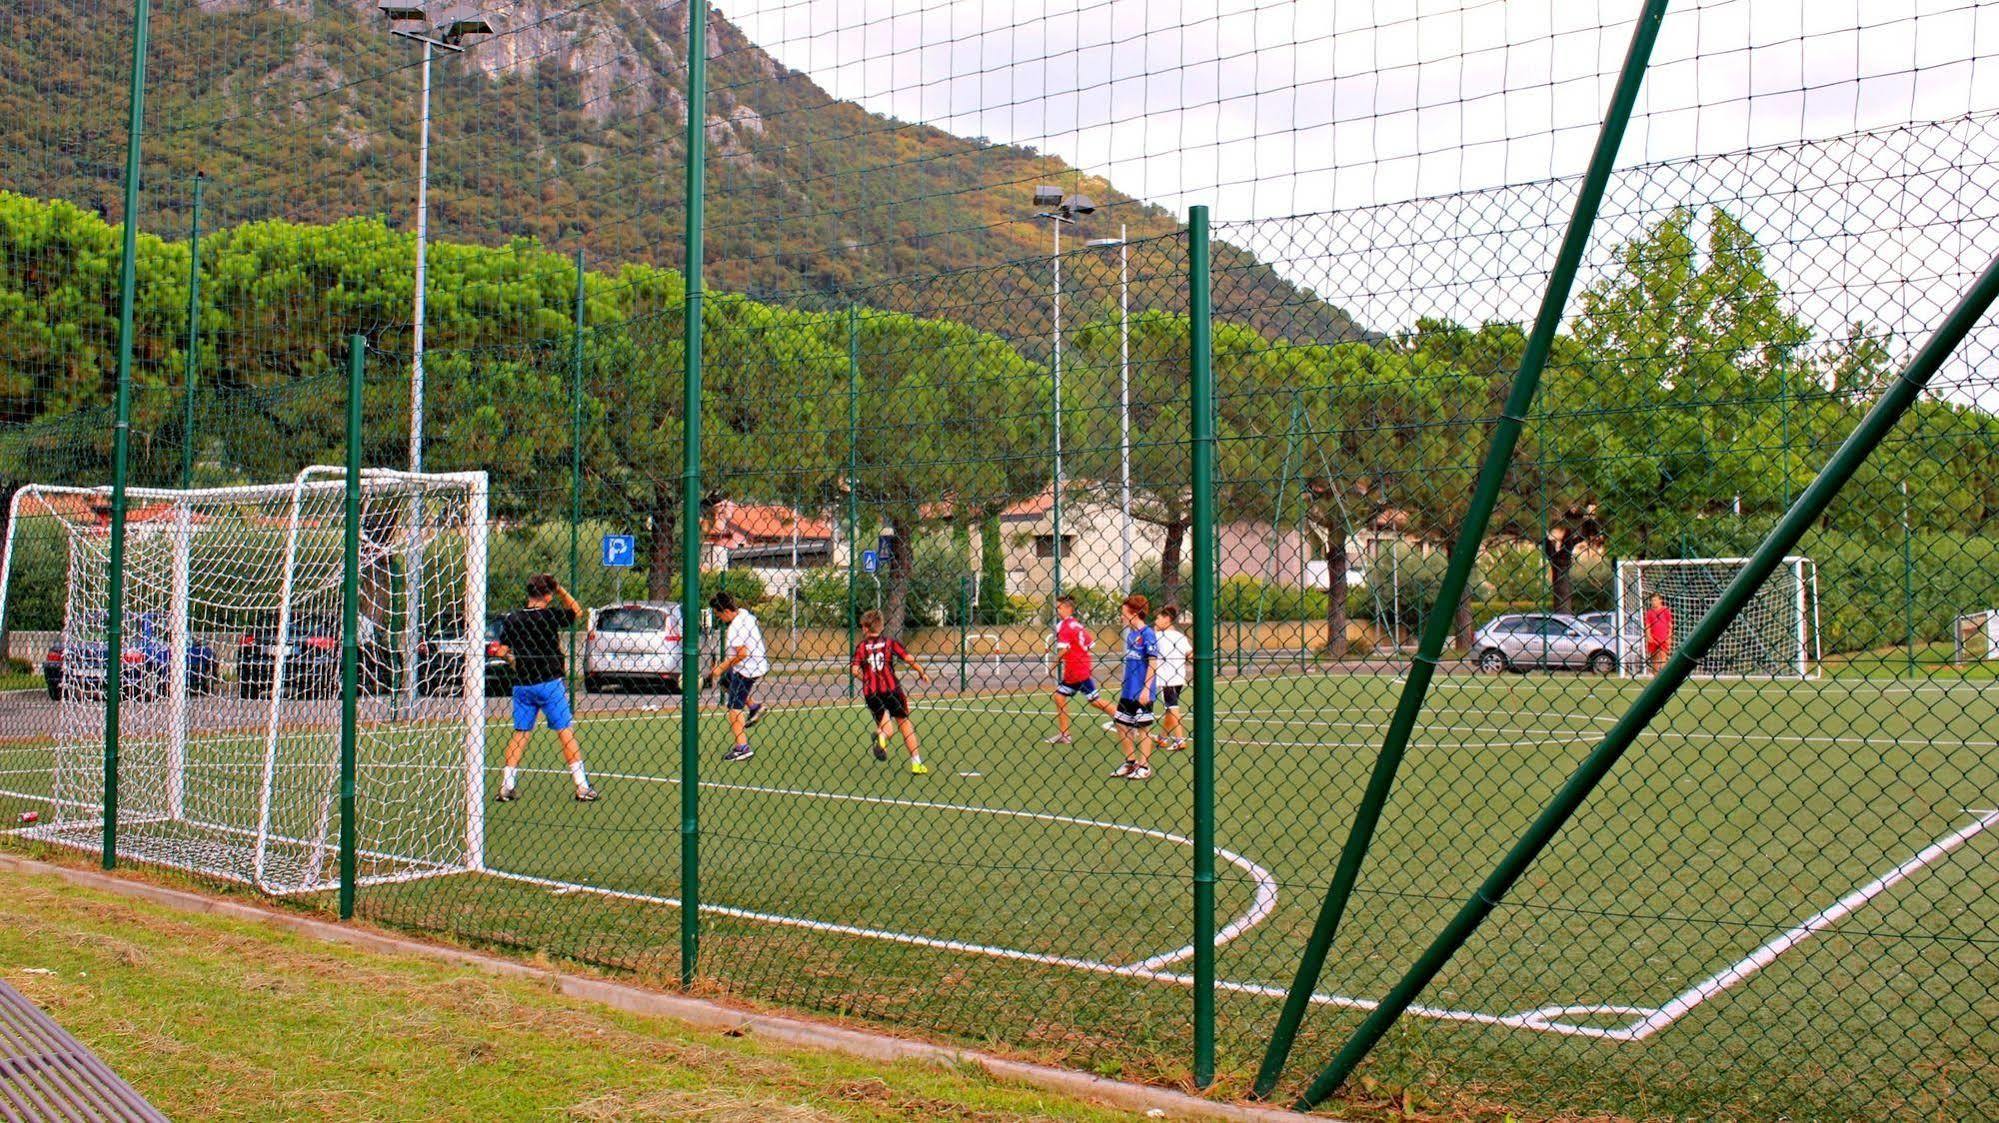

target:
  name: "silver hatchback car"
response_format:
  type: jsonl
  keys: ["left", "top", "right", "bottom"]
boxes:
{"left": 1470, "top": 612, "right": 1619, "bottom": 674}
{"left": 583, "top": 602, "right": 685, "bottom": 694}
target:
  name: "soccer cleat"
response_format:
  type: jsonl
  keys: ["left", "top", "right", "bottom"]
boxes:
{"left": 1127, "top": 765, "right": 1153, "bottom": 781}
{"left": 1043, "top": 733, "right": 1072, "bottom": 745}
{"left": 744, "top": 703, "right": 765, "bottom": 728}
{"left": 1110, "top": 759, "right": 1137, "bottom": 778}
{"left": 495, "top": 785, "right": 519, "bottom": 803}
{"left": 909, "top": 761, "right": 930, "bottom": 775}
{"left": 574, "top": 787, "right": 599, "bottom": 802}
{"left": 723, "top": 743, "right": 754, "bottom": 762}
{"left": 873, "top": 732, "right": 890, "bottom": 762}
{"left": 1167, "top": 738, "right": 1189, "bottom": 752}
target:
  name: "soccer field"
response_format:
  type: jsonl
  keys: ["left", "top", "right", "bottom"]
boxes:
{"left": 4, "top": 669, "right": 1994, "bottom": 1115}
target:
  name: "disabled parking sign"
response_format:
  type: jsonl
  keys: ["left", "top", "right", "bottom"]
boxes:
{"left": 601, "top": 534, "right": 636, "bottom": 567}
{"left": 861, "top": 550, "right": 879, "bottom": 574}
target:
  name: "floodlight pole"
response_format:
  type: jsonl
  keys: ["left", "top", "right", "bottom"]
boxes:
{"left": 1115, "top": 228, "right": 1132, "bottom": 594}
{"left": 1050, "top": 217, "right": 1064, "bottom": 605}
{"left": 411, "top": 37, "right": 433, "bottom": 472}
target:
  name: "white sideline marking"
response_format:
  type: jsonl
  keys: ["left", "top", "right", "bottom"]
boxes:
{"left": 501, "top": 768, "right": 1278, "bottom": 973}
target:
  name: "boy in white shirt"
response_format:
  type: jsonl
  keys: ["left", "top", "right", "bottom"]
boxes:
{"left": 1152, "top": 604, "right": 1192, "bottom": 752}
{"left": 703, "top": 592, "right": 770, "bottom": 762}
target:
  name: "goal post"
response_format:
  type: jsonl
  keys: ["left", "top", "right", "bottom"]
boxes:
{"left": 0, "top": 466, "right": 489, "bottom": 896}
{"left": 1953, "top": 610, "right": 1999, "bottom": 664}
{"left": 1615, "top": 556, "right": 1819, "bottom": 678}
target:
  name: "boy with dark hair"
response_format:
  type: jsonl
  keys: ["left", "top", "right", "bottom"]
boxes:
{"left": 1110, "top": 594, "right": 1160, "bottom": 780}
{"left": 1047, "top": 594, "right": 1116, "bottom": 744}
{"left": 703, "top": 591, "right": 768, "bottom": 762}
{"left": 1644, "top": 592, "right": 1674, "bottom": 675}
{"left": 850, "top": 608, "right": 930, "bottom": 774}
{"left": 495, "top": 574, "right": 596, "bottom": 802}
{"left": 1152, "top": 603, "right": 1191, "bottom": 752}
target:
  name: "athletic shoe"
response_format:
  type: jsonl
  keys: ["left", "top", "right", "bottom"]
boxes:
{"left": 1110, "top": 759, "right": 1137, "bottom": 779}
{"left": 873, "top": 732, "right": 890, "bottom": 762}
{"left": 723, "top": 743, "right": 754, "bottom": 762}
{"left": 1166, "top": 738, "right": 1189, "bottom": 753}
{"left": 909, "top": 761, "right": 930, "bottom": 775}
{"left": 1127, "top": 765, "right": 1153, "bottom": 781}
{"left": 574, "top": 787, "right": 599, "bottom": 802}
{"left": 1043, "top": 733, "right": 1072, "bottom": 745}
{"left": 495, "top": 785, "right": 519, "bottom": 803}
{"left": 1101, "top": 720, "right": 1117, "bottom": 732}
{"left": 744, "top": 703, "right": 765, "bottom": 728}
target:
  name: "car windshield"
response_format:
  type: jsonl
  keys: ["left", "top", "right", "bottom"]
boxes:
{"left": 597, "top": 607, "right": 670, "bottom": 633}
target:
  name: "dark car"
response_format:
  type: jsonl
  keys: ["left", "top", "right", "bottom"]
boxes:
{"left": 236, "top": 614, "right": 392, "bottom": 698}
{"left": 416, "top": 618, "right": 512, "bottom": 698}
{"left": 43, "top": 613, "right": 221, "bottom": 701}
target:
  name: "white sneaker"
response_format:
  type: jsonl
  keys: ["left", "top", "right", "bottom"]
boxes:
{"left": 1110, "top": 759, "right": 1136, "bottom": 778}
{"left": 1127, "top": 765, "right": 1153, "bottom": 780}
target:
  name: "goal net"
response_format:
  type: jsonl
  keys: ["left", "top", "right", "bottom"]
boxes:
{"left": 0, "top": 467, "right": 488, "bottom": 895}
{"left": 1615, "top": 557, "right": 1819, "bottom": 678}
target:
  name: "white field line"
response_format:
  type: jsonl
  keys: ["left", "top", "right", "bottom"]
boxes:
{"left": 500, "top": 767, "right": 1276, "bottom": 973}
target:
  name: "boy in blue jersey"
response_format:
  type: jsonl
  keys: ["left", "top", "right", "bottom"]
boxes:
{"left": 1109, "top": 594, "right": 1160, "bottom": 780}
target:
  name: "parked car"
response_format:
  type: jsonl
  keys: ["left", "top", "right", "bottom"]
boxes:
{"left": 237, "top": 614, "right": 392, "bottom": 698}
{"left": 1576, "top": 611, "right": 1616, "bottom": 636}
{"left": 584, "top": 602, "right": 685, "bottom": 694}
{"left": 1470, "top": 612, "right": 1619, "bottom": 674}
{"left": 416, "top": 618, "right": 513, "bottom": 698}
{"left": 43, "top": 612, "right": 221, "bottom": 701}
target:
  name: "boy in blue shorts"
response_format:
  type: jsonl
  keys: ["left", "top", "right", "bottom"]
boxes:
{"left": 494, "top": 574, "right": 597, "bottom": 802}
{"left": 1110, "top": 594, "right": 1160, "bottom": 780}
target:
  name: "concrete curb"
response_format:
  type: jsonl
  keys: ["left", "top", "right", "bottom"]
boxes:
{"left": 0, "top": 853, "right": 1317, "bottom": 1122}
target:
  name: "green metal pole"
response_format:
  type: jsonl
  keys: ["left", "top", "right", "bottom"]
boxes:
{"left": 678, "top": 0, "right": 709, "bottom": 991}
{"left": 847, "top": 305, "right": 860, "bottom": 699}
{"left": 102, "top": 0, "right": 154, "bottom": 871}
{"left": 339, "top": 334, "right": 364, "bottom": 921}
{"left": 1252, "top": 0, "right": 1669, "bottom": 1097}
{"left": 1779, "top": 364, "right": 1793, "bottom": 510}
{"left": 1296, "top": 245, "right": 1999, "bottom": 1113}
{"left": 959, "top": 574, "right": 969, "bottom": 691}
{"left": 570, "top": 249, "right": 586, "bottom": 686}
{"left": 179, "top": 172, "right": 202, "bottom": 490}
{"left": 1187, "top": 204, "right": 1218, "bottom": 1090}
{"left": 1903, "top": 479, "right": 1916, "bottom": 675}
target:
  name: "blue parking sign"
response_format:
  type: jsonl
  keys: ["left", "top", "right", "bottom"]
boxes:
{"left": 602, "top": 534, "right": 636, "bottom": 567}
{"left": 861, "top": 550, "right": 879, "bottom": 574}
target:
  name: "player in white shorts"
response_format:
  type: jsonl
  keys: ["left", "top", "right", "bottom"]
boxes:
{"left": 1152, "top": 604, "right": 1192, "bottom": 752}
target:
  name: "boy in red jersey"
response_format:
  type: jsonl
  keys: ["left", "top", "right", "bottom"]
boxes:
{"left": 1047, "top": 594, "right": 1116, "bottom": 744}
{"left": 851, "top": 609, "right": 931, "bottom": 774}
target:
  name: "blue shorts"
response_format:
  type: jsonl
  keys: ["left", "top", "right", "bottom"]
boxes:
{"left": 1056, "top": 677, "right": 1099, "bottom": 699}
{"left": 512, "top": 679, "right": 574, "bottom": 732}
{"left": 721, "top": 669, "right": 760, "bottom": 711}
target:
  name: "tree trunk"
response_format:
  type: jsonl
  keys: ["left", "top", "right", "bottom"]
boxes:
{"left": 881, "top": 519, "right": 917, "bottom": 637}
{"left": 1160, "top": 517, "right": 1188, "bottom": 597}
{"left": 647, "top": 495, "right": 677, "bottom": 601}
{"left": 1544, "top": 538, "right": 1576, "bottom": 615}
{"left": 1445, "top": 541, "right": 1476, "bottom": 653}
{"left": 0, "top": 484, "right": 15, "bottom": 667}
{"left": 1322, "top": 525, "right": 1349, "bottom": 659}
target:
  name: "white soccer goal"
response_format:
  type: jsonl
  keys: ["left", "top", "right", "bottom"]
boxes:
{"left": 0, "top": 467, "right": 488, "bottom": 895}
{"left": 1614, "top": 556, "right": 1819, "bottom": 678}
{"left": 1953, "top": 610, "right": 1999, "bottom": 664}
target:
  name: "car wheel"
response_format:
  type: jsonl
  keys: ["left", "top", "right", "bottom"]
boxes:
{"left": 1477, "top": 648, "right": 1509, "bottom": 674}
{"left": 1586, "top": 650, "right": 1617, "bottom": 675}
{"left": 583, "top": 674, "right": 602, "bottom": 695}
{"left": 44, "top": 675, "right": 60, "bottom": 701}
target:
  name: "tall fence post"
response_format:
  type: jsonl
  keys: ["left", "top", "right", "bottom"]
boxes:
{"left": 1252, "top": 0, "right": 1671, "bottom": 1096}
{"left": 1187, "top": 204, "right": 1218, "bottom": 1089}
{"left": 339, "top": 334, "right": 364, "bottom": 921}
{"left": 180, "top": 172, "right": 203, "bottom": 490}
{"left": 103, "top": 0, "right": 155, "bottom": 871}
{"left": 846, "top": 305, "right": 860, "bottom": 698}
{"left": 1296, "top": 245, "right": 1999, "bottom": 1113}
{"left": 569, "top": 249, "right": 586, "bottom": 685}
{"left": 677, "top": 0, "right": 709, "bottom": 990}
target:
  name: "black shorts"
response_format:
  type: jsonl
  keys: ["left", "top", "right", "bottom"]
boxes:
{"left": 1159, "top": 685, "right": 1183, "bottom": 710}
{"left": 1115, "top": 695, "right": 1155, "bottom": 726}
{"left": 864, "top": 690, "right": 910, "bottom": 721}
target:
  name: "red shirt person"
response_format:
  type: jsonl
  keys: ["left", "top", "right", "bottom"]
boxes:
{"left": 1046, "top": 594, "right": 1116, "bottom": 744}
{"left": 1643, "top": 593, "right": 1674, "bottom": 674}
{"left": 850, "top": 609, "right": 930, "bottom": 773}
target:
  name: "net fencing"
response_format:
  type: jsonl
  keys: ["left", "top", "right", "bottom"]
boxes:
{"left": 3, "top": 0, "right": 1999, "bottom": 1118}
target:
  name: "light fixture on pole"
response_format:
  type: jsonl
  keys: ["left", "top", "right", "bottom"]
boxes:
{"left": 1032, "top": 186, "right": 1094, "bottom": 604}
{"left": 378, "top": 4, "right": 494, "bottom": 473}
{"left": 1088, "top": 228, "right": 1131, "bottom": 595}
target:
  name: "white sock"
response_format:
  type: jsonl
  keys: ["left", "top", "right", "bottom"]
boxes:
{"left": 502, "top": 766, "right": 518, "bottom": 789}
{"left": 569, "top": 760, "right": 589, "bottom": 789}
{"left": 909, "top": 751, "right": 922, "bottom": 764}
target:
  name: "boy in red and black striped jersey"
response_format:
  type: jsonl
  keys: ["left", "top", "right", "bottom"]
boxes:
{"left": 851, "top": 609, "right": 931, "bottom": 774}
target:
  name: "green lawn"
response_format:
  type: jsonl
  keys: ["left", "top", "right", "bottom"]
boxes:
{"left": 0, "top": 865, "right": 1148, "bottom": 1121}
{"left": 3, "top": 669, "right": 1995, "bottom": 1119}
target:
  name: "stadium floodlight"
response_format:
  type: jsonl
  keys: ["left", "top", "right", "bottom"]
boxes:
{"left": 1029, "top": 187, "right": 1101, "bottom": 605}
{"left": 1033, "top": 185, "right": 1065, "bottom": 208}
{"left": 379, "top": 4, "right": 428, "bottom": 25}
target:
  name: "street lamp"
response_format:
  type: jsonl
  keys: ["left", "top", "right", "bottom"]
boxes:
{"left": 1088, "top": 229, "right": 1131, "bottom": 595}
{"left": 1032, "top": 186, "right": 1094, "bottom": 603}
{"left": 378, "top": 4, "right": 494, "bottom": 472}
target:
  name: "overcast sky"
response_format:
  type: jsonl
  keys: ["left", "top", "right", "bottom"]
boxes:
{"left": 720, "top": 0, "right": 1999, "bottom": 404}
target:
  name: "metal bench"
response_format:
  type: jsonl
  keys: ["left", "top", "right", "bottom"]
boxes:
{"left": 0, "top": 979, "right": 167, "bottom": 1122}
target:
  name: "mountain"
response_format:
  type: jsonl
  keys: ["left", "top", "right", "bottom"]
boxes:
{"left": 0, "top": 0, "right": 1365, "bottom": 345}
